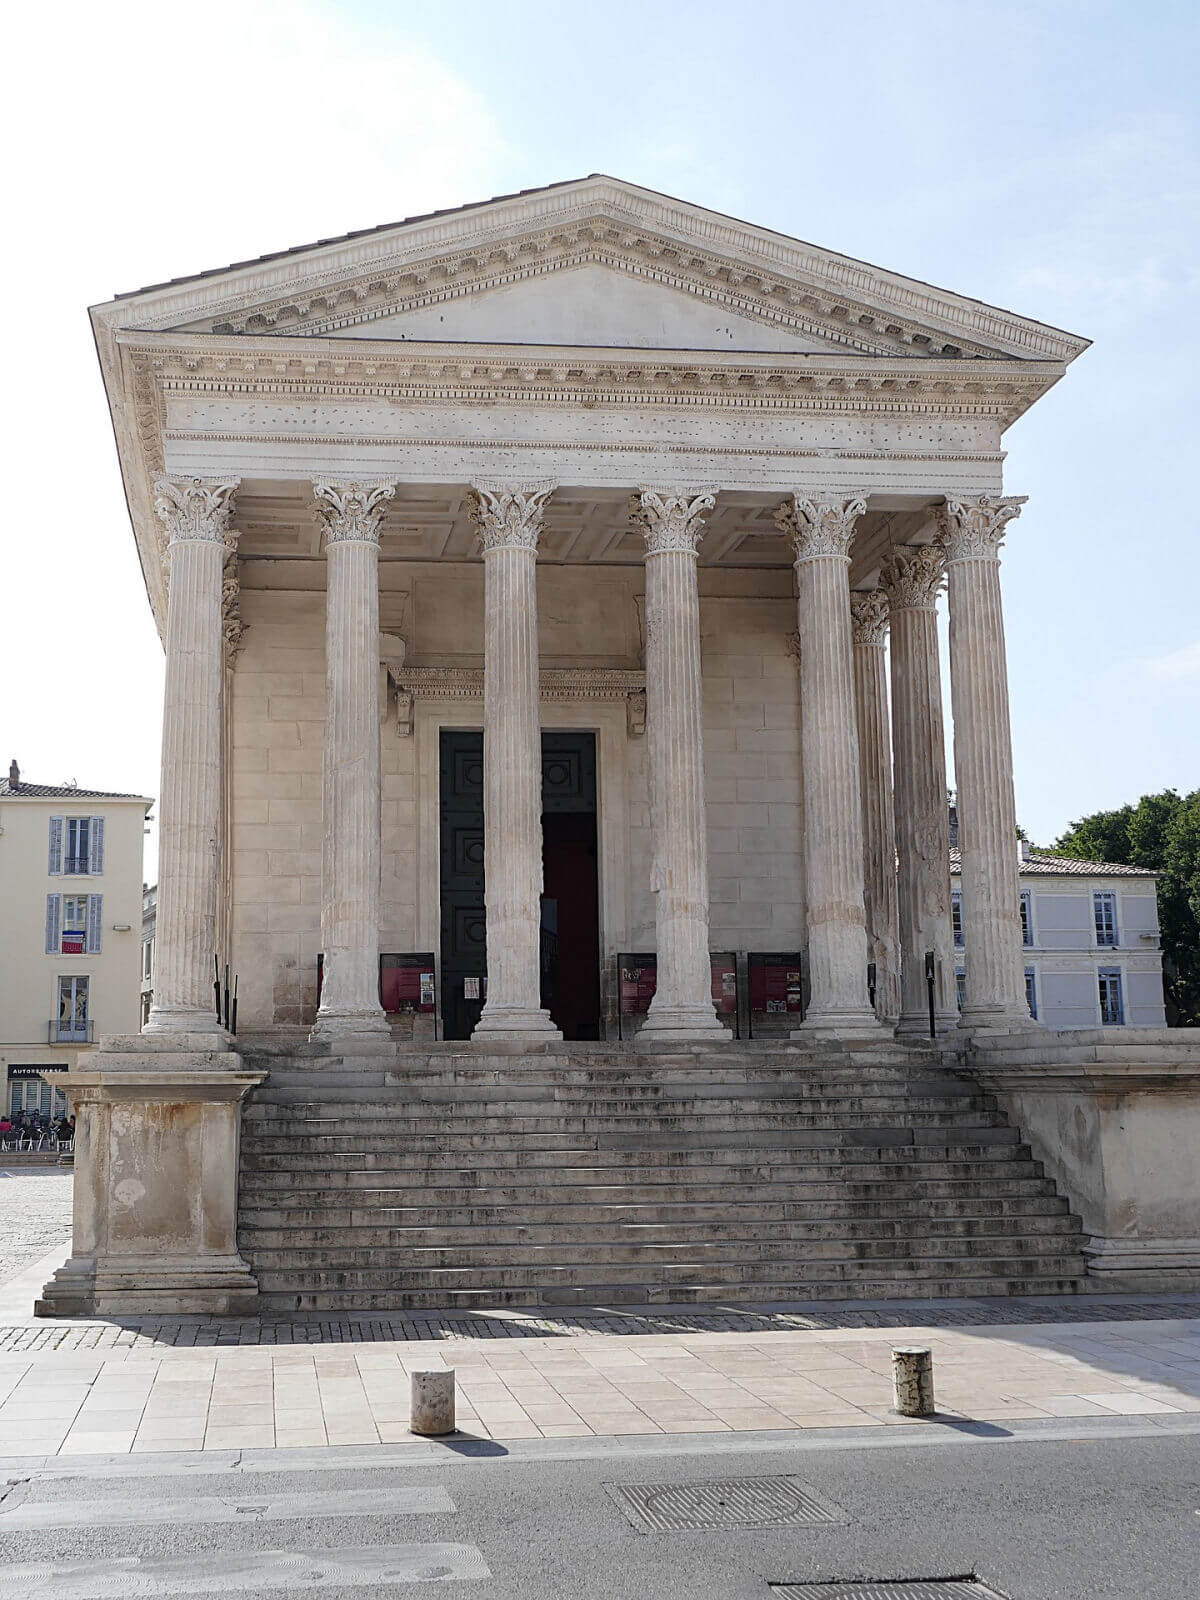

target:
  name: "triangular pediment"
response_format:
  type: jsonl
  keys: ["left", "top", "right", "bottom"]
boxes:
{"left": 109, "top": 177, "right": 1088, "bottom": 366}
{"left": 330, "top": 263, "right": 837, "bottom": 353}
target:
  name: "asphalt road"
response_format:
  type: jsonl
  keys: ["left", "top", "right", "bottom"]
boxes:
{"left": 0, "top": 1417, "right": 1196, "bottom": 1598}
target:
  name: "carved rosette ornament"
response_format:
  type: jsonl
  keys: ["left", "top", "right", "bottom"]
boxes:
{"left": 312, "top": 481, "right": 396, "bottom": 546}
{"left": 936, "top": 495, "right": 1027, "bottom": 562}
{"left": 154, "top": 476, "right": 240, "bottom": 544}
{"left": 629, "top": 490, "right": 717, "bottom": 555}
{"left": 775, "top": 494, "right": 868, "bottom": 562}
{"left": 470, "top": 485, "right": 554, "bottom": 551}
{"left": 849, "top": 589, "right": 890, "bottom": 646}
{"left": 878, "top": 542, "right": 946, "bottom": 612}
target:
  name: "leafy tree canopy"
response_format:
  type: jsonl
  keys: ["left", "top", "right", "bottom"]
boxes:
{"left": 1055, "top": 789, "right": 1200, "bottom": 1026}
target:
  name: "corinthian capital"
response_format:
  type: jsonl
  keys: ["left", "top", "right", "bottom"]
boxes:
{"left": 936, "top": 495, "right": 1027, "bottom": 562}
{"left": 630, "top": 489, "right": 717, "bottom": 555}
{"left": 879, "top": 541, "right": 946, "bottom": 611}
{"left": 313, "top": 481, "right": 396, "bottom": 547}
{"left": 154, "top": 476, "right": 240, "bottom": 544}
{"left": 850, "top": 589, "right": 890, "bottom": 646}
{"left": 775, "top": 493, "right": 867, "bottom": 562}
{"left": 469, "top": 484, "right": 554, "bottom": 552}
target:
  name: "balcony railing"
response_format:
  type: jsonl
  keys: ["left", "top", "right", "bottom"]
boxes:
{"left": 63, "top": 856, "right": 91, "bottom": 875}
{"left": 49, "top": 1019, "right": 93, "bottom": 1044}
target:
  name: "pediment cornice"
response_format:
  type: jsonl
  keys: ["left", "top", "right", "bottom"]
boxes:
{"left": 104, "top": 178, "right": 1087, "bottom": 367}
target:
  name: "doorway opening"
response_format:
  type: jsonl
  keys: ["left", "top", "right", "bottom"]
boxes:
{"left": 438, "top": 729, "right": 601, "bottom": 1041}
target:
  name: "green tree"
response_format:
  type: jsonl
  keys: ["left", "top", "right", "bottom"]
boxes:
{"left": 1055, "top": 790, "right": 1200, "bottom": 1026}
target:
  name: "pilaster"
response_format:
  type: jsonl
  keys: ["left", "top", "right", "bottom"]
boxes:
{"left": 630, "top": 490, "right": 723, "bottom": 1045}
{"left": 938, "top": 495, "right": 1032, "bottom": 1029}
{"left": 879, "top": 542, "right": 957, "bottom": 1035}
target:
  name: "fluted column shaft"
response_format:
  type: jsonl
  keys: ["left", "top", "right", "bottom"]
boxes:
{"left": 471, "top": 488, "right": 561, "bottom": 1042}
{"left": 939, "top": 496, "right": 1031, "bottom": 1027}
{"left": 632, "top": 491, "right": 722, "bottom": 1042}
{"left": 778, "top": 496, "right": 881, "bottom": 1035}
{"left": 850, "top": 592, "right": 900, "bottom": 1024}
{"left": 881, "top": 546, "right": 957, "bottom": 1035}
{"left": 312, "top": 482, "right": 392, "bottom": 1038}
{"left": 146, "top": 476, "right": 238, "bottom": 1033}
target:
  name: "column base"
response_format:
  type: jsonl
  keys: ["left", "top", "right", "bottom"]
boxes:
{"left": 792, "top": 1006, "right": 887, "bottom": 1041}
{"left": 310, "top": 1006, "right": 391, "bottom": 1044}
{"left": 37, "top": 1252, "right": 261, "bottom": 1318}
{"left": 636, "top": 1002, "right": 726, "bottom": 1049}
{"left": 143, "top": 1006, "right": 227, "bottom": 1036}
{"left": 959, "top": 1005, "right": 1038, "bottom": 1036}
{"left": 471, "top": 1006, "right": 563, "bottom": 1048}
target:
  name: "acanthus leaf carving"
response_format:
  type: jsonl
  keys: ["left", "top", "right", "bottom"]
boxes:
{"left": 154, "top": 476, "right": 240, "bottom": 544}
{"left": 313, "top": 480, "right": 396, "bottom": 546}
{"left": 630, "top": 488, "right": 717, "bottom": 555}
{"left": 775, "top": 492, "right": 867, "bottom": 561}
{"left": 849, "top": 588, "right": 890, "bottom": 645}
{"left": 878, "top": 541, "right": 946, "bottom": 611}
{"left": 469, "top": 483, "right": 554, "bottom": 552}
{"left": 936, "top": 494, "right": 1027, "bottom": 562}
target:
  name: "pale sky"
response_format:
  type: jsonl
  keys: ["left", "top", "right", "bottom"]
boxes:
{"left": 3, "top": 0, "right": 1196, "bottom": 877}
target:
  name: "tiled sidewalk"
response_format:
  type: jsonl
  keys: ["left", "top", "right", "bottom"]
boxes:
{"left": 0, "top": 1313, "right": 1196, "bottom": 1458}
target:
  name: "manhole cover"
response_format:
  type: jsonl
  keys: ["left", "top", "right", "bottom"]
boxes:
{"left": 771, "top": 1581, "right": 1008, "bottom": 1599}
{"left": 608, "top": 1475, "right": 847, "bottom": 1533}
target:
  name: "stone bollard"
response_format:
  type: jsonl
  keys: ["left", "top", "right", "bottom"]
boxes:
{"left": 410, "top": 1368, "right": 456, "bottom": 1436}
{"left": 891, "top": 1346, "right": 935, "bottom": 1417}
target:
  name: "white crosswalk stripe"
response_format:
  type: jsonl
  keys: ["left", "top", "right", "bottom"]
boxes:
{"left": 0, "top": 1484, "right": 455, "bottom": 1530}
{"left": 0, "top": 1543, "right": 491, "bottom": 1595}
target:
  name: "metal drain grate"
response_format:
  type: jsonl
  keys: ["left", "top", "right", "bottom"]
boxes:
{"left": 771, "top": 1581, "right": 1009, "bottom": 1599}
{"left": 608, "top": 1475, "right": 847, "bottom": 1533}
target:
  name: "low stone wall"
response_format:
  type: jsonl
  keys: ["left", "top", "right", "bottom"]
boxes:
{"left": 967, "top": 1027, "right": 1200, "bottom": 1291}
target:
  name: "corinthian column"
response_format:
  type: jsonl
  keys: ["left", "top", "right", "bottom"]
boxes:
{"left": 776, "top": 495, "right": 880, "bottom": 1036}
{"left": 311, "top": 482, "right": 393, "bottom": 1040}
{"left": 849, "top": 591, "right": 900, "bottom": 1025}
{"left": 879, "top": 543, "right": 957, "bottom": 1036}
{"left": 938, "top": 495, "right": 1031, "bottom": 1029}
{"left": 146, "top": 476, "right": 239, "bottom": 1034}
{"left": 470, "top": 486, "right": 561, "bottom": 1044}
{"left": 631, "top": 490, "right": 723, "bottom": 1044}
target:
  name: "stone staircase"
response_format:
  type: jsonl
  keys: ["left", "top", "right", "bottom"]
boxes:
{"left": 236, "top": 1042, "right": 1087, "bottom": 1312}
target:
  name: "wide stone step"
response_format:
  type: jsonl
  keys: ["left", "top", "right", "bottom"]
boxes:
{"left": 240, "top": 1213, "right": 1082, "bottom": 1251}
{"left": 244, "top": 1096, "right": 992, "bottom": 1127}
{"left": 241, "top": 1144, "right": 1034, "bottom": 1180}
{"left": 251, "top": 1250, "right": 1088, "bottom": 1292}
{"left": 239, "top": 1192, "right": 1069, "bottom": 1228}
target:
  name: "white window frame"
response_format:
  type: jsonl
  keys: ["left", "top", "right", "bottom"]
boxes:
{"left": 1024, "top": 966, "right": 1038, "bottom": 1020}
{"left": 1098, "top": 966, "right": 1124, "bottom": 1026}
{"left": 955, "top": 968, "right": 967, "bottom": 1011}
{"left": 56, "top": 974, "right": 90, "bottom": 1042}
{"left": 1094, "top": 891, "right": 1118, "bottom": 948}
{"left": 1020, "top": 890, "right": 1033, "bottom": 947}
{"left": 46, "top": 892, "right": 102, "bottom": 954}
{"left": 951, "top": 891, "right": 964, "bottom": 948}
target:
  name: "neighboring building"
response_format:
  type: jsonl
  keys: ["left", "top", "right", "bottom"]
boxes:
{"left": 0, "top": 762, "right": 152, "bottom": 1115}
{"left": 140, "top": 883, "right": 157, "bottom": 1027}
{"left": 951, "top": 845, "right": 1167, "bottom": 1029}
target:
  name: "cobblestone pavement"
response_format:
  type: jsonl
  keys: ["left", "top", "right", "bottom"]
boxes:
{"left": 0, "top": 1168, "right": 72, "bottom": 1288}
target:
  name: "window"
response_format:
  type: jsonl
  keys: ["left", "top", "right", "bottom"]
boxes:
{"left": 45, "top": 893, "right": 102, "bottom": 954}
{"left": 1094, "top": 891, "right": 1118, "bottom": 947}
{"left": 1020, "top": 891, "right": 1033, "bottom": 947}
{"left": 56, "top": 975, "right": 90, "bottom": 1041}
{"left": 955, "top": 969, "right": 967, "bottom": 1011}
{"left": 1098, "top": 968, "right": 1124, "bottom": 1026}
{"left": 951, "top": 891, "right": 964, "bottom": 947}
{"left": 1025, "top": 968, "right": 1038, "bottom": 1021}
{"left": 142, "top": 939, "right": 153, "bottom": 981}
{"left": 48, "top": 815, "right": 105, "bottom": 876}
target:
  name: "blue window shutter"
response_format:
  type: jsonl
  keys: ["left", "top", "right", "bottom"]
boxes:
{"left": 48, "top": 817, "right": 63, "bottom": 876}
{"left": 45, "top": 894, "right": 61, "bottom": 954}
{"left": 90, "top": 816, "right": 105, "bottom": 875}
{"left": 87, "top": 894, "right": 103, "bottom": 954}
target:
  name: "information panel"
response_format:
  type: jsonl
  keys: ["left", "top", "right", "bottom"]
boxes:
{"left": 379, "top": 953, "right": 437, "bottom": 1014}
{"left": 618, "top": 952, "right": 740, "bottom": 1037}
{"left": 748, "top": 951, "right": 805, "bottom": 1036}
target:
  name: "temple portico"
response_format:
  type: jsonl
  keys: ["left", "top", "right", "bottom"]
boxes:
{"left": 41, "top": 177, "right": 1200, "bottom": 1321}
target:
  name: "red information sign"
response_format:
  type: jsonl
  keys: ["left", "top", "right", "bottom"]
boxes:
{"left": 748, "top": 953, "right": 805, "bottom": 1018}
{"left": 619, "top": 954, "right": 657, "bottom": 1015}
{"left": 379, "top": 953, "right": 436, "bottom": 1014}
{"left": 710, "top": 953, "right": 738, "bottom": 1016}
